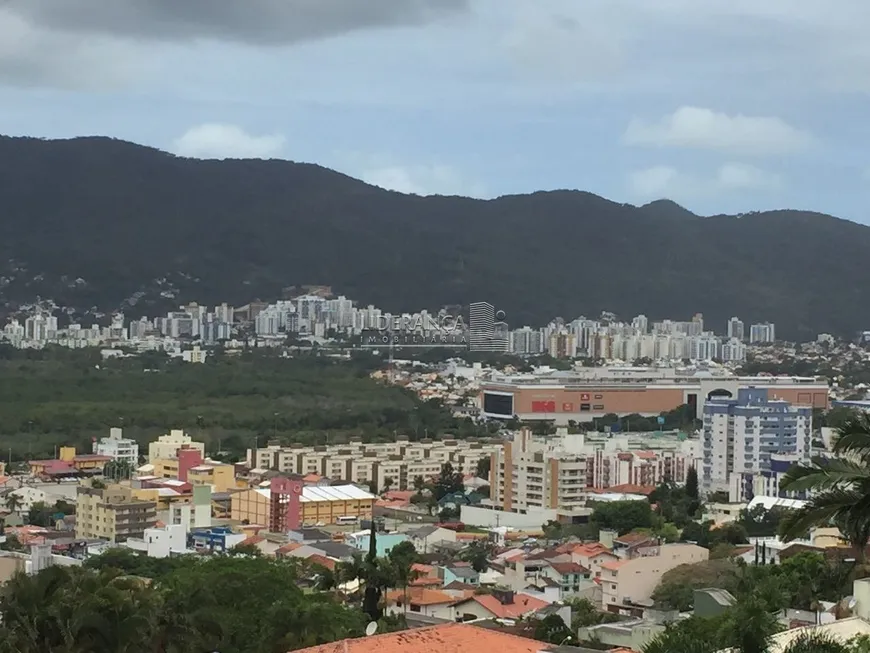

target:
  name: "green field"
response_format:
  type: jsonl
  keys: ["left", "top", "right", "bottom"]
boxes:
{"left": 0, "top": 346, "right": 487, "bottom": 462}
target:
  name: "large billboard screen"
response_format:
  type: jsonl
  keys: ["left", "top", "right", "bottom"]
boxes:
{"left": 483, "top": 392, "right": 514, "bottom": 417}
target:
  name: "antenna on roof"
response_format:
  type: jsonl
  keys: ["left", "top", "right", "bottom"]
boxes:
{"left": 365, "top": 621, "right": 378, "bottom": 637}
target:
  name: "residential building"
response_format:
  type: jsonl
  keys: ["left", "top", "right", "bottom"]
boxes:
{"left": 451, "top": 587, "right": 548, "bottom": 620}
{"left": 344, "top": 530, "right": 407, "bottom": 557}
{"left": 749, "top": 322, "right": 776, "bottom": 344}
{"left": 406, "top": 525, "right": 458, "bottom": 554}
{"left": 490, "top": 428, "right": 696, "bottom": 514}
{"left": 189, "top": 526, "right": 246, "bottom": 554}
{"left": 75, "top": 481, "right": 158, "bottom": 543}
{"left": 148, "top": 429, "right": 206, "bottom": 463}
{"left": 384, "top": 587, "right": 460, "bottom": 620}
{"left": 249, "top": 437, "right": 500, "bottom": 492}
{"left": 125, "top": 523, "right": 189, "bottom": 558}
{"left": 600, "top": 543, "right": 709, "bottom": 612}
{"left": 702, "top": 388, "right": 812, "bottom": 493}
{"left": 509, "top": 326, "right": 544, "bottom": 355}
{"left": 727, "top": 317, "right": 745, "bottom": 342}
{"left": 28, "top": 447, "right": 112, "bottom": 479}
{"left": 230, "top": 480, "right": 375, "bottom": 528}
{"left": 548, "top": 331, "right": 578, "bottom": 359}
{"left": 93, "top": 428, "right": 139, "bottom": 467}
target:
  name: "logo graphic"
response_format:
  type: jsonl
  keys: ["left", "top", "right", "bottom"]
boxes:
{"left": 358, "top": 301, "right": 507, "bottom": 350}
{"left": 468, "top": 302, "right": 508, "bottom": 352}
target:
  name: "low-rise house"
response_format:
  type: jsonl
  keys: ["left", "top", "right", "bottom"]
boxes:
{"left": 452, "top": 587, "right": 549, "bottom": 621}
{"left": 385, "top": 587, "right": 460, "bottom": 620}
{"left": 543, "top": 561, "right": 590, "bottom": 594}
{"left": 406, "top": 525, "right": 458, "bottom": 553}
{"left": 440, "top": 563, "right": 480, "bottom": 586}
{"left": 600, "top": 543, "right": 709, "bottom": 612}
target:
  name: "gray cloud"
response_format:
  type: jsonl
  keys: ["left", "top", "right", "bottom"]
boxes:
{"left": 7, "top": 0, "right": 470, "bottom": 45}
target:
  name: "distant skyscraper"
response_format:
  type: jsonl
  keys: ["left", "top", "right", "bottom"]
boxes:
{"left": 727, "top": 317, "right": 745, "bottom": 341}
{"left": 749, "top": 322, "right": 776, "bottom": 344}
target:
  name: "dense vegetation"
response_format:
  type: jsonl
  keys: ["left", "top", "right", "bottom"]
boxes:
{"left": 2, "top": 135, "right": 870, "bottom": 337}
{"left": 0, "top": 347, "right": 489, "bottom": 461}
{"left": 0, "top": 554, "right": 371, "bottom": 653}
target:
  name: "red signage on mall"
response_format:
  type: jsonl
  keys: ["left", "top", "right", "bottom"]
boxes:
{"left": 532, "top": 400, "right": 556, "bottom": 413}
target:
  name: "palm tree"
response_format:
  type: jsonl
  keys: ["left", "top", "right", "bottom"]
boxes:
{"left": 779, "top": 413, "right": 870, "bottom": 562}
{"left": 4, "top": 492, "right": 22, "bottom": 514}
{"left": 781, "top": 632, "right": 851, "bottom": 653}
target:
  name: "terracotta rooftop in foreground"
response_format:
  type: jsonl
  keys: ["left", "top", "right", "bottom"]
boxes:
{"left": 290, "top": 623, "right": 546, "bottom": 653}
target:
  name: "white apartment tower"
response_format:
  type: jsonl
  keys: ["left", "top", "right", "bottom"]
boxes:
{"left": 727, "top": 317, "right": 745, "bottom": 341}
{"left": 749, "top": 322, "right": 776, "bottom": 344}
{"left": 94, "top": 428, "right": 139, "bottom": 467}
{"left": 702, "top": 388, "right": 810, "bottom": 493}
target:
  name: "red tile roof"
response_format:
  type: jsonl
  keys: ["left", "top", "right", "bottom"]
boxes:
{"left": 614, "top": 531, "right": 654, "bottom": 545}
{"left": 291, "top": 623, "right": 546, "bottom": 653}
{"left": 548, "top": 561, "right": 588, "bottom": 576}
{"left": 606, "top": 483, "right": 657, "bottom": 495}
{"left": 306, "top": 554, "right": 336, "bottom": 571}
{"left": 571, "top": 542, "right": 614, "bottom": 558}
{"left": 239, "top": 535, "right": 265, "bottom": 547}
{"left": 463, "top": 593, "right": 548, "bottom": 619}
{"left": 276, "top": 542, "right": 303, "bottom": 555}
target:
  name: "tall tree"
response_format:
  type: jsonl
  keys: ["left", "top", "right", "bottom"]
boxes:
{"left": 685, "top": 465, "right": 699, "bottom": 500}
{"left": 433, "top": 462, "right": 463, "bottom": 501}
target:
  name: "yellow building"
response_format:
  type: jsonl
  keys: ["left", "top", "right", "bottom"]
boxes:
{"left": 149, "top": 457, "right": 235, "bottom": 493}
{"left": 131, "top": 486, "right": 191, "bottom": 511}
{"left": 75, "top": 481, "right": 157, "bottom": 543}
{"left": 230, "top": 484, "right": 375, "bottom": 528}
{"left": 188, "top": 463, "right": 235, "bottom": 493}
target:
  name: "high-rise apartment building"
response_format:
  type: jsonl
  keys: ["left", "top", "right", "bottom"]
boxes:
{"left": 510, "top": 327, "right": 544, "bottom": 355}
{"left": 93, "top": 427, "right": 139, "bottom": 467}
{"left": 727, "top": 317, "right": 745, "bottom": 341}
{"left": 548, "top": 331, "right": 578, "bottom": 359}
{"left": 490, "top": 428, "right": 697, "bottom": 513}
{"left": 701, "top": 388, "right": 810, "bottom": 493}
{"left": 76, "top": 481, "right": 158, "bottom": 543}
{"left": 148, "top": 429, "right": 206, "bottom": 463}
{"left": 749, "top": 322, "right": 776, "bottom": 344}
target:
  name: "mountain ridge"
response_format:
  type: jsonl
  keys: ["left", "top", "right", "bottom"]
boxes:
{"left": 0, "top": 133, "right": 867, "bottom": 339}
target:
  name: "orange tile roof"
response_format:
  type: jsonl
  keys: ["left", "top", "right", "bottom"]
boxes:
{"left": 571, "top": 542, "right": 614, "bottom": 557}
{"left": 385, "top": 587, "right": 456, "bottom": 606}
{"left": 600, "top": 559, "right": 631, "bottom": 572}
{"left": 306, "top": 553, "right": 336, "bottom": 571}
{"left": 239, "top": 535, "right": 265, "bottom": 547}
{"left": 606, "top": 483, "right": 657, "bottom": 495}
{"left": 302, "top": 473, "right": 323, "bottom": 483}
{"left": 412, "top": 563, "right": 436, "bottom": 576}
{"left": 463, "top": 593, "right": 548, "bottom": 619}
{"left": 614, "top": 531, "right": 654, "bottom": 545}
{"left": 290, "top": 623, "right": 545, "bottom": 653}
{"left": 410, "top": 576, "right": 443, "bottom": 587}
{"left": 276, "top": 541, "right": 304, "bottom": 555}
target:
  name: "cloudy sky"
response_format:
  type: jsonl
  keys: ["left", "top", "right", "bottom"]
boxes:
{"left": 2, "top": 0, "right": 869, "bottom": 220}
